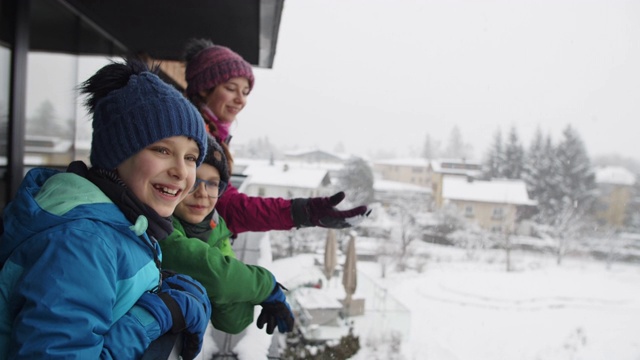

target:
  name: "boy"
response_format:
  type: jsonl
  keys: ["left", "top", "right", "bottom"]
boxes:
{"left": 0, "top": 59, "right": 210, "bottom": 359}
{"left": 162, "top": 135, "right": 294, "bottom": 335}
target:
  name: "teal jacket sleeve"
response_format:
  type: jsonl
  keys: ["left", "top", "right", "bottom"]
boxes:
{"left": 102, "top": 306, "right": 163, "bottom": 359}
{"left": 4, "top": 227, "right": 160, "bottom": 359}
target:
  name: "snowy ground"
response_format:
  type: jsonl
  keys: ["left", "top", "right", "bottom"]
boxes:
{"left": 269, "top": 242, "right": 640, "bottom": 360}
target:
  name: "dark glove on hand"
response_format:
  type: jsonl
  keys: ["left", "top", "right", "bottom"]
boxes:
{"left": 136, "top": 271, "right": 211, "bottom": 360}
{"left": 291, "top": 191, "right": 371, "bottom": 229}
{"left": 257, "top": 280, "right": 295, "bottom": 335}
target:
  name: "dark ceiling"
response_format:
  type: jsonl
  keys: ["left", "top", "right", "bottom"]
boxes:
{"left": 1, "top": 0, "right": 283, "bottom": 67}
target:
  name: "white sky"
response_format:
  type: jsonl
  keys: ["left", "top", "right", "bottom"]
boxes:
{"left": 235, "top": 0, "right": 640, "bottom": 161}
{"left": 14, "top": 0, "right": 640, "bottom": 162}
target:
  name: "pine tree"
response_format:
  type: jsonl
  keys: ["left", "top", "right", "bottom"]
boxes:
{"left": 482, "top": 129, "right": 504, "bottom": 179}
{"left": 540, "top": 134, "right": 564, "bottom": 221}
{"left": 524, "top": 131, "right": 563, "bottom": 223}
{"left": 555, "top": 125, "right": 597, "bottom": 216}
{"left": 336, "top": 156, "right": 375, "bottom": 206}
{"left": 421, "top": 133, "right": 438, "bottom": 160}
{"left": 503, "top": 126, "right": 525, "bottom": 179}
{"left": 28, "top": 100, "right": 64, "bottom": 137}
{"left": 443, "top": 125, "right": 469, "bottom": 159}
{"left": 523, "top": 128, "right": 545, "bottom": 199}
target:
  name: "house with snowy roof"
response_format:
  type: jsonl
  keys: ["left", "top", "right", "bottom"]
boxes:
{"left": 373, "top": 177, "right": 432, "bottom": 210}
{"left": 428, "top": 158, "right": 483, "bottom": 201}
{"left": 594, "top": 166, "right": 636, "bottom": 228}
{"left": 282, "top": 148, "right": 351, "bottom": 164}
{"left": 372, "top": 157, "right": 431, "bottom": 188}
{"left": 239, "top": 162, "right": 332, "bottom": 198}
{"left": 372, "top": 157, "right": 482, "bottom": 192}
{"left": 440, "top": 176, "right": 537, "bottom": 233}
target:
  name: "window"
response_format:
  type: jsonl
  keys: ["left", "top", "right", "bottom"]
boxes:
{"left": 492, "top": 207, "right": 504, "bottom": 220}
{"left": 464, "top": 205, "right": 474, "bottom": 218}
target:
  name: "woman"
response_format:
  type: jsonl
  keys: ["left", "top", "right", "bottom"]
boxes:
{"left": 183, "top": 38, "right": 371, "bottom": 236}
{"left": 0, "top": 59, "right": 210, "bottom": 359}
{"left": 161, "top": 135, "right": 294, "bottom": 335}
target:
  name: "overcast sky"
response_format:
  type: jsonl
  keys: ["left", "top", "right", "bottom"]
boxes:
{"left": 15, "top": 0, "right": 639, "bottom": 162}
{"left": 233, "top": 0, "right": 640, "bottom": 161}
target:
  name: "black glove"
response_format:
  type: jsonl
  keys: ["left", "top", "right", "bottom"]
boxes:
{"left": 257, "top": 280, "right": 295, "bottom": 334}
{"left": 291, "top": 191, "right": 371, "bottom": 229}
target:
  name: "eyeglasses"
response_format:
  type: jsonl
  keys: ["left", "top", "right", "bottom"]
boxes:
{"left": 189, "top": 178, "right": 227, "bottom": 198}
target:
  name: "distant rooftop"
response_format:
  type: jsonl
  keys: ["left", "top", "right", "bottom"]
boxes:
{"left": 374, "top": 179, "right": 431, "bottom": 193}
{"left": 443, "top": 176, "right": 537, "bottom": 205}
{"left": 282, "top": 148, "right": 352, "bottom": 162}
{"left": 242, "top": 163, "right": 331, "bottom": 189}
{"left": 595, "top": 166, "right": 636, "bottom": 186}
{"left": 373, "top": 157, "right": 429, "bottom": 166}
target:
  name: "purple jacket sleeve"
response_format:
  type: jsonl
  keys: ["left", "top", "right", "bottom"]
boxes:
{"left": 215, "top": 182, "right": 295, "bottom": 234}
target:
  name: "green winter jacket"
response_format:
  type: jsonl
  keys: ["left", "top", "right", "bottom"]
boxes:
{"left": 160, "top": 214, "right": 275, "bottom": 334}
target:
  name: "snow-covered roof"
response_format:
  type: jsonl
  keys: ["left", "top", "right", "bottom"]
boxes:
{"left": 373, "top": 157, "right": 429, "bottom": 167}
{"left": 442, "top": 176, "right": 537, "bottom": 205}
{"left": 241, "top": 163, "right": 330, "bottom": 189}
{"left": 234, "top": 157, "right": 344, "bottom": 172}
{"left": 430, "top": 158, "right": 483, "bottom": 175}
{"left": 282, "top": 148, "right": 352, "bottom": 161}
{"left": 374, "top": 179, "right": 431, "bottom": 193}
{"left": 595, "top": 166, "right": 636, "bottom": 186}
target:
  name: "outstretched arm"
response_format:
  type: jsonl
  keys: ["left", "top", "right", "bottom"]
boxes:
{"left": 216, "top": 185, "right": 370, "bottom": 235}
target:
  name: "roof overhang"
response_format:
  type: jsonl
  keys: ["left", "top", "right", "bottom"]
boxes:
{"left": 2, "top": 0, "right": 284, "bottom": 68}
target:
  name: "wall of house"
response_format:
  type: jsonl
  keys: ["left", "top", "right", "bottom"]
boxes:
{"left": 595, "top": 184, "right": 632, "bottom": 228}
{"left": 373, "top": 163, "right": 430, "bottom": 187}
{"left": 450, "top": 200, "right": 518, "bottom": 233}
{"left": 432, "top": 172, "right": 444, "bottom": 208}
{"left": 433, "top": 173, "right": 470, "bottom": 209}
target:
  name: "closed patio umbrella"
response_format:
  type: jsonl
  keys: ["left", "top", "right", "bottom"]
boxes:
{"left": 324, "top": 229, "right": 338, "bottom": 281}
{"left": 342, "top": 232, "right": 358, "bottom": 305}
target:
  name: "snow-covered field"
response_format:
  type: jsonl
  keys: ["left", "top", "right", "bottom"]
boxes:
{"left": 270, "top": 242, "right": 640, "bottom": 360}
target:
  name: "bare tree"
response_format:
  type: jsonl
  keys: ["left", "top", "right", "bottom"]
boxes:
{"left": 336, "top": 156, "right": 375, "bottom": 206}
{"left": 391, "top": 204, "right": 417, "bottom": 272}
{"left": 422, "top": 133, "right": 440, "bottom": 160}
{"left": 537, "top": 202, "right": 590, "bottom": 265}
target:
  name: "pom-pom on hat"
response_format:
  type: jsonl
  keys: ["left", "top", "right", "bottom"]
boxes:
{"left": 184, "top": 38, "right": 254, "bottom": 97}
{"left": 82, "top": 59, "right": 208, "bottom": 169}
{"left": 203, "top": 135, "right": 230, "bottom": 184}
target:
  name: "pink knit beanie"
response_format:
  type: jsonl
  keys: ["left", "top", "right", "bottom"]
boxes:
{"left": 184, "top": 39, "right": 254, "bottom": 97}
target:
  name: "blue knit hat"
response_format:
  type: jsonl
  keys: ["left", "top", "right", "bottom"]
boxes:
{"left": 89, "top": 69, "right": 207, "bottom": 169}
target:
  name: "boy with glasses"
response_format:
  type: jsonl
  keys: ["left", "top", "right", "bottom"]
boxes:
{"left": 161, "top": 135, "right": 294, "bottom": 335}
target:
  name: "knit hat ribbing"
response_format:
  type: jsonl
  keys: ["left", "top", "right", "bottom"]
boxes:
{"left": 90, "top": 71, "right": 208, "bottom": 169}
{"left": 203, "top": 135, "right": 230, "bottom": 184}
{"left": 185, "top": 44, "right": 254, "bottom": 97}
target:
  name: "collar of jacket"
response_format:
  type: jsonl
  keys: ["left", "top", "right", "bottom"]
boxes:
{"left": 66, "top": 161, "right": 173, "bottom": 241}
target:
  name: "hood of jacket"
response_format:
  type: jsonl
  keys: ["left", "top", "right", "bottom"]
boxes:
{"left": 0, "top": 167, "right": 134, "bottom": 264}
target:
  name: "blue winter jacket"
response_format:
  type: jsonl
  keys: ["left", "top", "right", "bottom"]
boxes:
{"left": 0, "top": 168, "right": 165, "bottom": 359}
